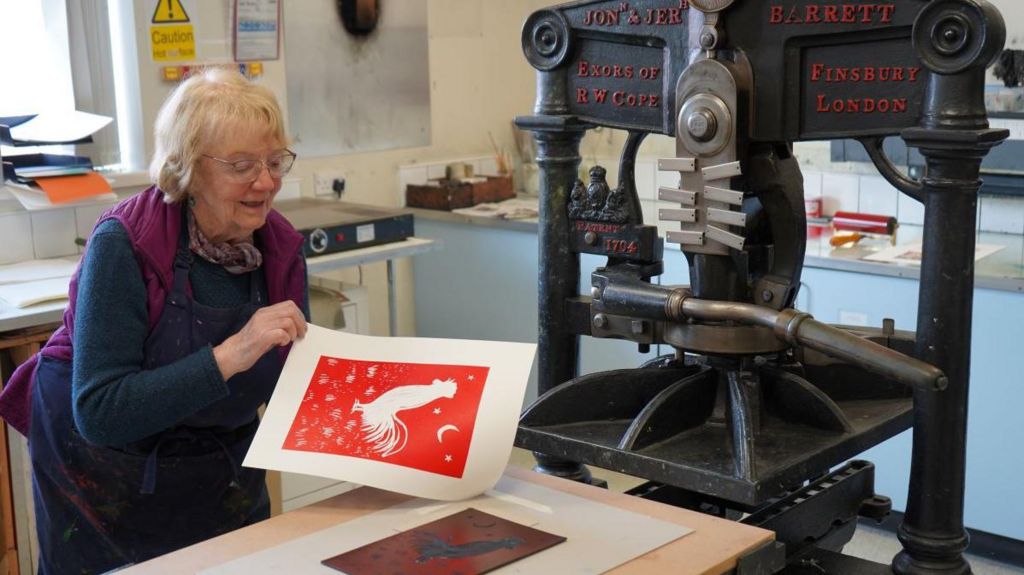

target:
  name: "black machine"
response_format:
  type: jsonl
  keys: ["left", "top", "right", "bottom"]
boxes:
{"left": 275, "top": 198, "right": 414, "bottom": 258}
{"left": 514, "top": 1, "right": 1007, "bottom": 573}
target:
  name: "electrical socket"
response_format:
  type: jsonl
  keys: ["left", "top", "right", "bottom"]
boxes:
{"left": 314, "top": 169, "right": 347, "bottom": 198}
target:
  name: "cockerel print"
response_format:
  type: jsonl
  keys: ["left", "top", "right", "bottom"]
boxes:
{"left": 351, "top": 378, "right": 458, "bottom": 457}
{"left": 283, "top": 356, "right": 489, "bottom": 478}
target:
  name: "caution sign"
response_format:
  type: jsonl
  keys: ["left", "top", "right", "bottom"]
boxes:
{"left": 150, "top": 0, "right": 194, "bottom": 62}
{"left": 151, "top": 25, "right": 195, "bottom": 61}
{"left": 152, "top": 0, "right": 190, "bottom": 24}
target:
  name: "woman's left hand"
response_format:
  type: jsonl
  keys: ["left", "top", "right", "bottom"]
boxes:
{"left": 212, "top": 301, "right": 307, "bottom": 380}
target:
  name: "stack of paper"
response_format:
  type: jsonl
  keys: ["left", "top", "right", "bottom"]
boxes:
{"left": 6, "top": 111, "right": 112, "bottom": 144}
{"left": 3, "top": 174, "right": 116, "bottom": 210}
{"left": 0, "top": 257, "right": 77, "bottom": 308}
{"left": 1, "top": 111, "right": 116, "bottom": 209}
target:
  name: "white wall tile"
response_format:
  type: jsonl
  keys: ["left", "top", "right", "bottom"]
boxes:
{"left": 0, "top": 213, "right": 34, "bottom": 265}
{"left": 821, "top": 173, "right": 860, "bottom": 216}
{"left": 655, "top": 166, "right": 682, "bottom": 191}
{"left": 75, "top": 204, "right": 113, "bottom": 254}
{"left": 31, "top": 209, "right": 78, "bottom": 259}
{"left": 640, "top": 199, "right": 659, "bottom": 232}
{"left": 988, "top": 118, "right": 1024, "bottom": 140}
{"left": 634, "top": 160, "right": 656, "bottom": 203}
{"left": 858, "top": 175, "right": 898, "bottom": 217}
{"left": 398, "top": 165, "right": 429, "bottom": 207}
{"left": 478, "top": 157, "right": 499, "bottom": 176}
{"left": 898, "top": 192, "right": 925, "bottom": 226}
{"left": 426, "top": 163, "right": 446, "bottom": 180}
{"left": 802, "top": 170, "right": 823, "bottom": 199}
{"left": 979, "top": 195, "right": 1024, "bottom": 234}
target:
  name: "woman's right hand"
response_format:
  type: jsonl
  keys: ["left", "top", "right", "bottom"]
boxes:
{"left": 213, "top": 301, "right": 307, "bottom": 380}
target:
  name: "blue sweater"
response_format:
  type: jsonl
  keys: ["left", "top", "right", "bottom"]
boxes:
{"left": 72, "top": 219, "right": 308, "bottom": 446}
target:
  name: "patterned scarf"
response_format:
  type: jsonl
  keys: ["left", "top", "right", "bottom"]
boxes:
{"left": 187, "top": 209, "right": 263, "bottom": 274}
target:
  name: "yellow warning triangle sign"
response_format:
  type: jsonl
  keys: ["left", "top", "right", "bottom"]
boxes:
{"left": 152, "top": 0, "right": 190, "bottom": 24}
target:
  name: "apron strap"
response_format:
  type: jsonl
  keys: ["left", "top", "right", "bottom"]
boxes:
{"left": 248, "top": 265, "right": 266, "bottom": 305}
{"left": 168, "top": 207, "right": 194, "bottom": 308}
{"left": 140, "top": 443, "right": 162, "bottom": 495}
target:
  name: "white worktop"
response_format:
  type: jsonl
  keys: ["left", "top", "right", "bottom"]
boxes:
{"left": 0, "top": 238, "right": 440, "bottom": 334}
{"left": 409, "top": 197, "right": 1024, "bottom": 293}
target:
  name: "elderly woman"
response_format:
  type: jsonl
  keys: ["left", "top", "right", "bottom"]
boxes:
{"left": 0, "top": 68, "right": 309, "bottom": 573}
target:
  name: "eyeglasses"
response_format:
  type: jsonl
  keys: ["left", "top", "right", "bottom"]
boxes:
{"left": 202, "top": 150, "right": 297, "bottom": 183}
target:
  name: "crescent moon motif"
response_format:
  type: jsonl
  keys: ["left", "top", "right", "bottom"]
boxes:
{"left": 436, "top": 424, "right": 460, "bottom": 443}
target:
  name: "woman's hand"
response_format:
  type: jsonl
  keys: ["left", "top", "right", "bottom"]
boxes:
{"left": 213, "top": 301, "right": 307, "bottom": 380}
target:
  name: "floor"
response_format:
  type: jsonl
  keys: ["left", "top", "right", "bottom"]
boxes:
{"left": 507, "top": 448, "right": 1024, "bottom": 574}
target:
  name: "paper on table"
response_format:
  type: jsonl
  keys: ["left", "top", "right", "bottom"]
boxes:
{"left": 35, "top": 171, "right": 113, "bottom": 204}
{"left": 3, "top": 182, "right": 117, "bottom": 211}
{"left": 452, "top": 198, "right": 539, "bottom": 220}
{"left": 8, "top": 110, "right": 112, "bottom": 143}
{"left": 862, "top": 240, "right": 1005, "bottom": 265}
{"left": 245, "top": 324, "right": 537, "bottom": 501}
{"left": 199, "top": 475, "right": 693, "bottom": 575}
{"left": 0, "top": 258, "right": 78, "bottom": 285}
{"left": 0, "top": 277, "right": 70, "bottom": 308}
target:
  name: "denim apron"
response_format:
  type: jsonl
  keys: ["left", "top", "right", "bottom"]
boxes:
{"left": 29, "top": 220, "right": 281, "bottom": 574}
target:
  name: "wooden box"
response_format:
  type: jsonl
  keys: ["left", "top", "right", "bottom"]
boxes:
{"left": 406, "top": 176, "right": 514, "bottom": 210}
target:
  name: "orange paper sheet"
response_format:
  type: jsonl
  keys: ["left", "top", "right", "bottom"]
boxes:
{"left": 34, "top": 172, "right": 112, "bottom": 204}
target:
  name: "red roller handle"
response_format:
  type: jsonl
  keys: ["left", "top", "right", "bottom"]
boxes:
{"left": 832, "top": 211, "right": 898, "bottom": 235}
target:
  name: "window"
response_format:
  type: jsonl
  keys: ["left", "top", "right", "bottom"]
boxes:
{"left": 0, "top": 0, "right": 142, "bottom": 172}
{"left": 0, "top": 0, "right": 74, "bottom": 116}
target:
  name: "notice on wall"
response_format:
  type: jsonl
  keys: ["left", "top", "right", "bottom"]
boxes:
{"left": 234, "top": 0, "right": 280, "bottom": 61}
{"left": 150, "top": 0, "right": 195, "bottom": 62}
{"left": 245, "top": 325, "right": 537, "bottom": 501}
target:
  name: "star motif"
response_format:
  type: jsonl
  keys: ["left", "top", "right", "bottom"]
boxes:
{"left": 444, "top": 454, "right": 452, "bottom": 462}
{"left": 433, "top": 407, "right": 441, "bottom": 415}
{"left": 467, "top": 375, "right": 475, "bottom": 381}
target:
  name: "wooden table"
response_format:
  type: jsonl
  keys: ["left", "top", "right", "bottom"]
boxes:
{"left": 122, "top": 466, "right": 773, "bottom": 575}
{"left": 0, "top": 323, "right": 61, "bottom": 575}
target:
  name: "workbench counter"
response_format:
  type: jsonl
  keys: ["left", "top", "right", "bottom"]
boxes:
{"left": 408, "top": 199, "right": 1024, "bottom": 293}
{"left": 121, "top": 466, "right": 774, "bottom": 575}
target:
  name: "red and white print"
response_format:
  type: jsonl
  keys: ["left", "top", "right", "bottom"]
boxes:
{"left": 244, "top": 324, "right": 536, "bottom": 501}
{"left": 282, "top": 356, "right": 489, "bottom": 478}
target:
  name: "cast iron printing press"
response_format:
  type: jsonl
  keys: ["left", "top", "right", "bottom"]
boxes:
{"left": 514, "top": 0, "right": 1007, "bottom": 573}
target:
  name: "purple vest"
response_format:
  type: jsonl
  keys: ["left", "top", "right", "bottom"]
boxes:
{"left": 0, "top": 186, "right": 306, "bottom": 435}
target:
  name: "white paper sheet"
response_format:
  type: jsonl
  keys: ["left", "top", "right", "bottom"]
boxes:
{"left": 862, "top": 240, "right": 1005, "bottom": 265}
{"left": 8, "top": 110, "right": 112, "bottom": 143}
{"left": 452, "top": 198, "right": 539, "bottom": 220}
{"left": 0, "top": 258, "right": 78, "bottom": 285}
{"left": 0, "top": 277, "right": 69, "bottom": 308}
{"left": 199, "top": 474, "right": 693, "bottom": 575}
{"left": 245, "top": 324, "right": 537, "bottom": 501}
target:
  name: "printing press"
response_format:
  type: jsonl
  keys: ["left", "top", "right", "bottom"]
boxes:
{"left": 513, "top": 1, "right": 1008, "bottom": 573}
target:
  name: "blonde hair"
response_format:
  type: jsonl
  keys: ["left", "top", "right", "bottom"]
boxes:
{"left": 149, "top": 68, "right": 288, "bottom": 203}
